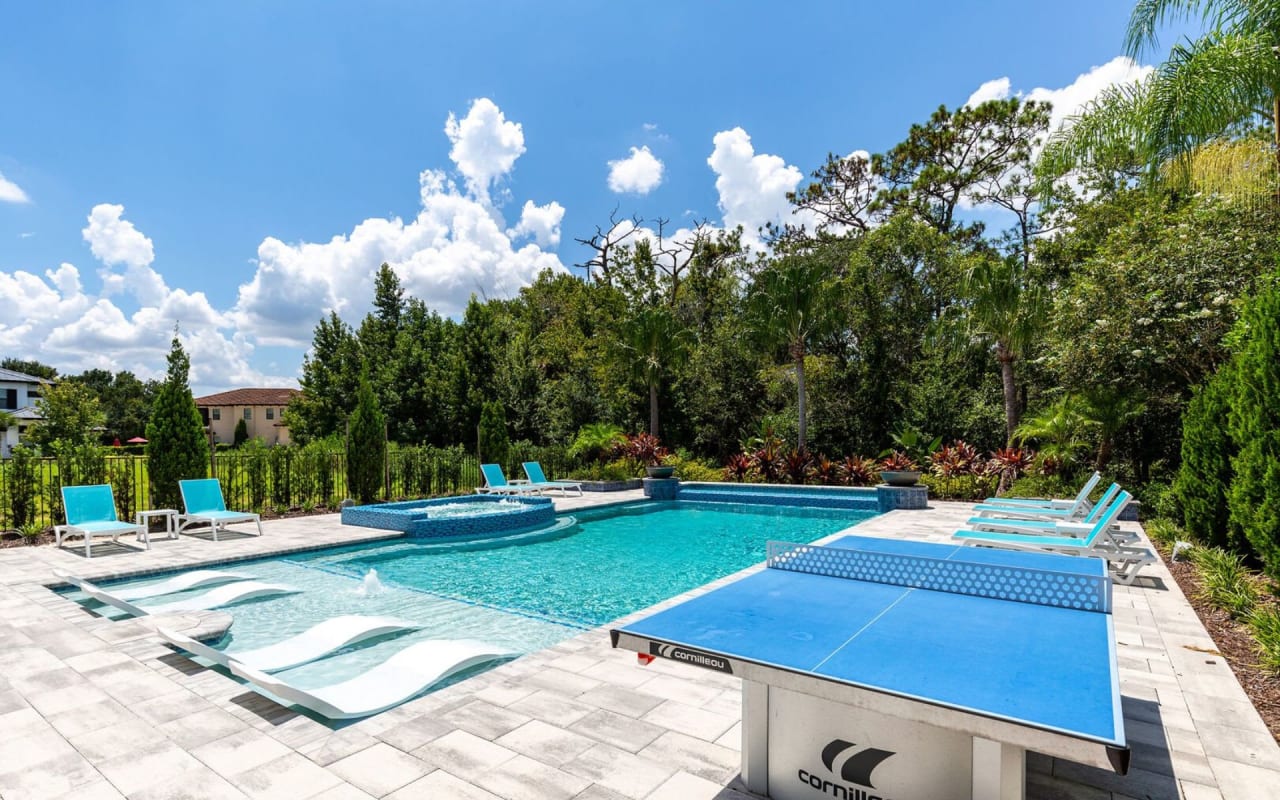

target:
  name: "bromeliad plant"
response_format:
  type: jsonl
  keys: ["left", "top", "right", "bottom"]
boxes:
{"left": 879, "top": 451, "right": 919, "bottom": 473}
{"left": 616, "top": 433, "right": 669, "bottom": 468}
{"left": 783, "top": 449, "right": 815, "bottom": 485}
{"left": 723, "top": 453, "right": 753, "bottom": 482}
{"left": 840, "top": 455, "right": 878, "bottom": 487}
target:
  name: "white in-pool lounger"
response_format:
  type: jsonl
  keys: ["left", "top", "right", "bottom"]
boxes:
{"left": 158, "top": 615, "right": 421, "bottom": 672}
{"left": 54, "top": 571, "right": 298, "bottom": 617}
{"left": 113, "top": 570, "right": 252, "bottom": 601}
{"left": 228, "top": 639, "right": 517, "bottom": 719}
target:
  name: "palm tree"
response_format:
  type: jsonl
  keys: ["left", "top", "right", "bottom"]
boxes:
{"left": 745, "top": 255, "right": 844, "bottom": 450}
{"left": 1041, "top": 1, "right": 1280, "bottom": 196}
{"left": 964, "top": 256, "right": 1045, "bottom": 444}
{"left": 1014, "top": 396, "right": 1094, "bottom": 474}
{"left": 1081, "top": 388, "right": 1147, "bottom": 471}
{"left": 617, "top": 307, "right": 691, "bottom": 438}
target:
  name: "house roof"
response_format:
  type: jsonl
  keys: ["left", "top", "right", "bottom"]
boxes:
{"left": 0, "top": 367, "right": 50, "bottom": 384}
{"left": 9, "top": 406, "right": 42, "bottom": 420}
{"left": 194, "top": 388, "right": 300, "bottom": 407}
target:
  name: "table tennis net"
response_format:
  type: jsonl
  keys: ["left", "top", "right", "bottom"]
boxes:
{"left": 767, "top": 541, "right": 1112, "bottom": 613}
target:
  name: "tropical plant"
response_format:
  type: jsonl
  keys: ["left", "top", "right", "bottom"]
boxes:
{"left": 1080, "top": 387, "right": 1146, "bottom": 471}
{"left": 568, "top": 423, "right": 626, "bottom": 464}
{"left": 745, "top": 254, "right": 844, "bottom": 450}
{"left": 885, "top": 424, "right": 942, "bottom": 465}
{"left": 963, "top": 256, "right": 1045, "bottom": 443}
{"left": 750, "top": 439, "right": 785, "bottom": 483}
{"left": 929, "top": 441, "right": 980, "bottom": 478}
{"left": 18, "top": 521, "right": 44, "bottom": 544}
{"left": 1040, "top": 0, "right": 1280, "bottom": 197}
{"left": 783, "top": 449, "right": 815, "bottom": 484}
{"left": 840, "top": 455, "right": 878, "bottom": 487}
{"left": 1013, "top": 395, "right": 1093, "bottom": 475}
{"left": 813, "top": 455, "right": 842, "bottom": 486}
{"left": 723, "top": 453, "right": 753, "bottom": 482}
{"left": 616, "top": 306, "right": 691, "bottom": 438}
{"left": 146, "top": 334, "right": 209, "bottom": 509}
{"left": 618, "top": 433, "right": 668, "bottom": 467}
{"left": 1250, "top": 605, "right": 1280, "bottom": 674}
{"left": 989, "top": 446, "right": 1035, "bottom": 493}
{"left": 346, "top": 369, "right": 386, "bottom": 504}
{"left": 879, "top": 451, "right": 919, "bottom": 472}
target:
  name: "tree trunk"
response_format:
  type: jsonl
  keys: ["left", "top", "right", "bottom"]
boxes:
{"left": 649, "top": 381, "right": 659, "bottom": 439}
{"left": 794, "top": 344, "right": 807, "bottom": 450}
{"left": 1094, "top": 436, "right": 1113, "bottom": 473}
{"left": 998, "top": 347, "right": 1019, "bottom": 445}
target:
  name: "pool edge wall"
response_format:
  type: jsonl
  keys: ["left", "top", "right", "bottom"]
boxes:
{"left": 341, "top": 495, "right": 556, "bottom": 539}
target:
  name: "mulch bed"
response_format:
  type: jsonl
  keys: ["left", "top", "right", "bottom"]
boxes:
{"left": 1163, "top": 546, "right": 1280, "bottom": 743}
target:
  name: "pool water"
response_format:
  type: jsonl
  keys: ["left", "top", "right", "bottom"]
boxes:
{"left": 78, "top": 500, "right": 874, "bottom": 689}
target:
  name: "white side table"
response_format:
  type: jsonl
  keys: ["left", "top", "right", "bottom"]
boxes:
{"left": 135, "top": 509, "right": 179, "bottom": 548}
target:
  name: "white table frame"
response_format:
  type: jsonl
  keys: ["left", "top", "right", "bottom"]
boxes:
{"left": 134, "top": 508, "right": 179, "bottom": 548}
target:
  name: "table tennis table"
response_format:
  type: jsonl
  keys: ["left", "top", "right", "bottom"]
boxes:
{"left": 611, "top": 534, "right": 1129, "bottom": 800}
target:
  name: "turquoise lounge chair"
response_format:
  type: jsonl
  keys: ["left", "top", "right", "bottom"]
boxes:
{"left": 178, "top": 478, "right": 263, "bottom": 540}
{"left": 521, "top": 462, "right": 583, "bottom": 496}
{"left": 476, "top": 464, "right": 543, "bottom": 495}
{"left": 953, "top": 490, "right": 1156, "bottom": 584}
{"left": 971, "top": 482, "right": 1125, "bottom": 529}
{"left": 55, "top": 484, "right": 147, "bottom": 558}
{"left": 978, "top": 471, "right": 1101, "bottom": 516}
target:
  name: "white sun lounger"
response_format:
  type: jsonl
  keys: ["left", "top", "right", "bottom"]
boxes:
{"left": 228, "top": 639, "right": 518, "bottom": 719}
{"left": 146, "top": 582, "right": 300, "bottom": 614}
{"left": 54, "top": 570, "right": 149, "bottom": 617}
{"left": 158, "top": 615, "right": 421, "bottom": 671}
{"left": 114, "top": 570, "right": 252, "bottom": 601}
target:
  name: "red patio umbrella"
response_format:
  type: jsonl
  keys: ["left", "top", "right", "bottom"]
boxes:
{"left": 126, "top": 436, "right": 148, "bottom": 444}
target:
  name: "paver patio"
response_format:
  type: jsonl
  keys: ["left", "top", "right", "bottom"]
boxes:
{"left": 0, "top": 491, "right": 1276, "bottom": 799}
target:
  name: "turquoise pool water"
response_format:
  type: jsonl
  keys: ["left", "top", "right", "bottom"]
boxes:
{"left": 76, "top": 500, "right": 875, "bottom": 689}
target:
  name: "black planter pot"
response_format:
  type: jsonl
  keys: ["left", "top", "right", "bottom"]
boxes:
{"left": 645, "top": 466, "right": 676, "bottom": 479}
{"left": 879, "top": 470, "right": 921, "bottom": 487}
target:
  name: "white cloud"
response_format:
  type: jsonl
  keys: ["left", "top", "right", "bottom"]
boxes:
{"left": 0, "top": 171, "right": 29, "bottom": 204}
{"left": 444, "top": 97, "right": 526, "bottom": 203}
{"left": 706, "top": 127, "right": 805, "bottom": 245}
{"left": 607, "top": 146, "right": 665, "bottom": 195}
{"left": 965, "top": 77, "right": 1012, "bottom": 109}
{"left": 510, "top": 200, "right": 566, "bottom": 247}
{"left": 18, "top": 232, "right": 35, "bottom": 239}
{"left": 234, "top": 98, "right": 566, "bottom": 347}
{"left": 82, "top": 203, "right": 155, "bottom": 268}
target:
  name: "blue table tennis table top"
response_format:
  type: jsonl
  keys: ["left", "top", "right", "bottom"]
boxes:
{"left": 614, "top": 533, "right": 1124, "bottom": 747}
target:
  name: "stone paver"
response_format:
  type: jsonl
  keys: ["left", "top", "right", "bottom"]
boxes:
{"left": 0, "top": 490, "right": 1276, "bottom": 798}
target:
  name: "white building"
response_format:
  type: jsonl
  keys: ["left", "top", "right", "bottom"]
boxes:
{"left": 0, "top": 367, "right": 47, "bottom": 457}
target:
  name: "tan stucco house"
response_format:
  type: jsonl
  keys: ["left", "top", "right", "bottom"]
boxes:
{"left": 194, "top": 388, "right": 300, "bottom": 446}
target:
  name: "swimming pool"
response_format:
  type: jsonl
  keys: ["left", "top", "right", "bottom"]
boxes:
{"left": 73, "top": 500, "right": 876, "bottom": 690}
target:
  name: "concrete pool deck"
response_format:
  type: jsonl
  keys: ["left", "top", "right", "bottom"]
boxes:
{"left": 0, "top": 490, "right": 1275, "bottom": 799}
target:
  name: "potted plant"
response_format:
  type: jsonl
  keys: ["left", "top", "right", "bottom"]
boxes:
{"left": 625, "top": 433, "right": 674, "bottom": 478}
{"left": 878, "top": 451, "right": 921, "bottom": 486}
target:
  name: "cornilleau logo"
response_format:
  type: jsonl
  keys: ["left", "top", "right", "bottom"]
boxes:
{"left": 648, "top": 643, "right": 732, "bottom": 673}
{"left": 797, "top": 739, "right": 896, "bottom": 799}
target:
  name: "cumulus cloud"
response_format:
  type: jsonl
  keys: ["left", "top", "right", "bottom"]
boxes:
{"left": 0, "top": 171, "right": 29, "bottom": 204}
{"left": 965, "top": 56, "right": 1153, "bottom": 135}
{"left": 706, "top": 127, "right": 805, "bottom": 245}
{"left": 965, "top": 77, "right": 1012, "bottom": 109}
{"left": 234, "top": 98, "right": 566, "bottom": 347}
{"left": 607, "top": 146, "right": 664, "bottom": 195}
{"left": 444, "top": 97, "right": 526, "bottom": 203}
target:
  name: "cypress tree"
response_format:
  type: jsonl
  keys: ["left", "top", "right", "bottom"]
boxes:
{"left": 233, "top": 418, "right": 249, "bottom": 447}
{"left": 346, "top": 369, "right": 386, "bottom": 503}
{"left": 146, "top": 335, "right": 208, "bottom": 508}
{"left": 478, "top": 401, "right": 509, "bottom": 465}
{"left": 1227, "top": 270, "right": 1280, "bottom": 578}
{"left": 1174, "top": 364, "right": 1235, "bottom": 548}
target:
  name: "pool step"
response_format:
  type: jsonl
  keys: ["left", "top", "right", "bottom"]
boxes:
{"left": 675, "top": 487, "right": 878, "bottom": 511}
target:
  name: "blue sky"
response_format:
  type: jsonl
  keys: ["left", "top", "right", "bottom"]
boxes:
{"left": 0, "top": 2, "right": 1193, "bottom": 393}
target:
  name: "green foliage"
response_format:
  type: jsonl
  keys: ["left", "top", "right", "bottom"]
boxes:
{"left": 269, "top": 446, "right": 293, "bottom": 509}
{"left": 66, "top": 369, "right": 157, "bottom": 441}
{"left": 1227, "top": 271, "right": 1280, "bottom": 578}
{"left": 290, "top": 312, "right": 361, "bottom": 443}
{"left": 1144, "top": 518, "right": 1184, "bottom": 548}
{"left": 243, "top": 440, "right": 268, "bottom": 511}
{"left": 1248, "top": 605, "right": 1280, "bottom": 675}
{"left": 145, "top": 336, "right": 208, "bottom": 509}
{"left": 29, "top": 381, "right": 107, "bottom": 449}
{"left": 346, "top": 370, "right": 386, "bottom": 503}
{"left": 1004, "top": 472, "right": 1080, "bottom": 502}
{"left": 5, "top": 445, "right": 38, "bottom": 528}
{"left": 233, "top": 418, "right": 249, "bottom": 448}
{"left": 570, "top": 458, "right": 642, "bottom": 482}
{"left": 663, "top": 452, "right": 721, "bottom": 482}
{"left": 1175, "top": 365, "right": 1236, "bottom": 548}
{"left": 568, "top": 423, "right": 626, "bottom": 464}
{"left": 0, "top": 358, "right": 57, "bottom": 380}
{"left": 1013, "top": 396, "right": 1093, "bottom": 475}
{"left": 1189, "top": 545, "right": 1261, "bottom": 619}
{"left": 108, "top": 458, "right": 137, "bottom": 520}
{"left": 478, "top": 401, "right": 510, "bottom": 464}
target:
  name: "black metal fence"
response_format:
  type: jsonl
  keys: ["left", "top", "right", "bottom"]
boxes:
{"left": 0, "top": 442, "right": 575, "bottom": 530}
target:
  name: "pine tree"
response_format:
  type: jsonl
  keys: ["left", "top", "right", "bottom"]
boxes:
{"left": 146, "top": 334, "right": 209, "bottom": 508}
{"left": 233, "top": 418, "right": 249, "bottom": 448}
{"left": 1174, "top": 363, "right": 1235, "bottom": 549}
{"left": 1228, "top": 270, "right": 1280, "bottom": 578}
{"left": 346, "top": 369, "right": 386, "bottom": 503}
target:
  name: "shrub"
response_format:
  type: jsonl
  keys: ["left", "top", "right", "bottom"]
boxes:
{"left": 244, "top": 441, "right": 268, "bottom": 511}
{"left": 618, "top": 433, "right": 668, "bottom": 467}
{"left": 269, "top": 446, "right": 294, "bottom": 509}
{"left": 568, "top": 423, "right": 626, "bottom": 464}
{"left": 723, "top": 454, "right": 752, "bottom": 482}
{"left": 1003, "top": 473, "right": 1078, "bottom": 501}
{"left": 1188, "top": 546, "right": 1260, "bottom": 619}
{"left": 839, "top": 456, "right": 877, "bottom": 487}
{"left": 1227, "top": 270, "right": 1280, "bottom": 579}
{"left": 783, "top": 449, "right": 814, "bottom": 484}
{"left": 812, "top": 456, "right": 842, "bottom": 486}
{"left": 1248, "top": 605, "right": 1280, "bottom": 675}
{"left": 146, "top": 335, "right": 209, "bottom": 508}
{"left": 478, "top": 401, "right": 509, "bottom": 464}
{"left": 1175, "top": 366, "right": 1235, "bottom": 549}
{"left": 346, "top": 370, "right": 386, "bottom": 503}
{"left": 6, "top": 445, "right": 38, "bottom": 528}
{"left": 664, "top": 453, "right": 721, "bottom": 482}
{"left": 233, "top": 418, "right": 249, "bottom": 448}
{"left": 1144, "top": 518, "right": 1183, "bottom": 548}
{"left": 879, "top": 451, "right": 918, "bottom": 472}
{"left": 108, "top": 458, "right": 137, "bottom": 520}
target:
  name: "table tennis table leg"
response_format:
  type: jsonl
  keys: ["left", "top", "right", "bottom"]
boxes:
{"left": 972, "top": 737, "right": 1024, "bottom": 800}
{"left": 741, "top": 680, "right": 769, "bottom": 795}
